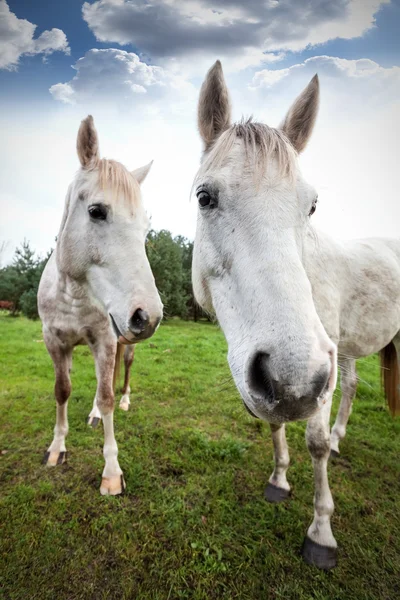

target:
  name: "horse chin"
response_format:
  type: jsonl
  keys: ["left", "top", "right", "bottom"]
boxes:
{"left": 243, "top": 395, "right": 322, "bottom": 423}
{"left": 109, "top": 313, "right": 134, "bottom": 345}
{"left": 118, "top": 335, "right": 133, "bottom": 345}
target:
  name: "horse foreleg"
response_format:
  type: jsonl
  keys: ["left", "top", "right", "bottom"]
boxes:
{"left": 87, "top": 395, "right": 102, "bottom": 428}
{"left": 119, "top": 345, "right": 135, "bottom": 411}
{"left": 265, "top": 423, "right": 290, "bottom": 503}
{"left": 93, "top": 341, "right": 125, "bottom": 495}
{"left": 44, "top": 342, "right": 72, "bottom": 467}
{"left": 330, "top": 358, "right": 357, "bottom": 457}
{"left": 302, "top": 394, "right": 337, "bottom": 570}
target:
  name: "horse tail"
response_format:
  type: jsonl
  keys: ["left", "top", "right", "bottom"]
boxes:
{"left": 113, "top": 342, "right": 124, "bottom": 393}
{"left": 380, "top": 341, "right": 400, "bottom": 417}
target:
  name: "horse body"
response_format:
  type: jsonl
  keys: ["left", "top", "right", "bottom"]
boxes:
{"left": 193, "top": 60, "right": 399, "bottom": 569}
{"left": 38, "top": 115, "right": 162, "bottom": 494}
{"left": 304, "top": 232, "right": 400, "bottom": 454}
{"left": 306, "top": 233, "right": 400, "bottom": 354}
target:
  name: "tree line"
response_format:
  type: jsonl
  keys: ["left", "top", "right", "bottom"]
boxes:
{"left": 0, "top": 232, "right": 208, "bottom": 321}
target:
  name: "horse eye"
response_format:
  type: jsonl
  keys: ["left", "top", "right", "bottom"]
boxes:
{"left": 308, "top": 198, "right": 318, "bottom": 217}
{"left": 197, "top": 189, "right": 218, "bottom": 209}
{"left": 88, "top": 204, "right": 107, "bottom": 221}
{"left": 197, "top": 191, "right": 212, "bottom": 207}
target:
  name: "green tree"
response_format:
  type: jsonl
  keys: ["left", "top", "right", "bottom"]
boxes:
{"left": 0, "top": 240, "right": 50, "bottom": 318}
{"left": 146, "top": 230, "right": 189, "bottom": 318}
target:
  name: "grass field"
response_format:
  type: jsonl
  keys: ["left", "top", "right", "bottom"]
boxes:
{"left": 0, "top": 313, "right": 400, "bottom": 599}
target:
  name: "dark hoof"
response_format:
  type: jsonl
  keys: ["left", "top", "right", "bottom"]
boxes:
{"left": 57, "top": 451, "right": 67, "bottom": 465}
{"left": 87, "top": 416, "right": 100, "bottom": 428}
{"left": 264, "top": 483, "right": 290, "bottom": 503}
{"left": 301, "top": 537, "right": 337, "bottom": 570}
{"left": 42, "top": 450, "right": 67, "bottom": 466}
{"left": 330, "top": 449, "right": 340, "bottom": 460}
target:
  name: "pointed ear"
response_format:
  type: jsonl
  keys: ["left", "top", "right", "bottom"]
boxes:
{"left": 280, "top": 74, "right": 320, "bottom": 154}
{"left": 132, "top": 160, "right": 153, "bottom": 185}
{"left": 77, "top": 115, "right": 100, "bottom": 168}
{"left": 198, "top": 60, "right": 231, "bottom": 149}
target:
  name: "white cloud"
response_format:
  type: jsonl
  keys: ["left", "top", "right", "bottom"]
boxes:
{"left": 251, "top": 68, "right": 290, "bottom": 88}
{"left": 49, "top": 48, "right": 196, "bottom": 115}
{"left": 82, "top": 0, "right": 389, "bottom": 71}
{"left": 249, "top": 56, "right": 400, "bottom": 117}
{"left": 252, "top": 56, "right": 400, "bottom": 88}
{"left": 1, "top": 51, "right": 399, "bottom": 265}
{"left": 0, "top": 0, "right": 70, "bottom": 70}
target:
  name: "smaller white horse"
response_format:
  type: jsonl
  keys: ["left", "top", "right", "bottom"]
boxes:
{"left": 38, "top": 116, "right": 163, "bottom": 495}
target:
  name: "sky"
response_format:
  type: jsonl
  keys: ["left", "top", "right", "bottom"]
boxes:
{"left": 0, "top": 0, "right": 399, "bottom": 264}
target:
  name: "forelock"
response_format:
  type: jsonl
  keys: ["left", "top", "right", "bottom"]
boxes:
{"left": 97, "top": 159, "right": 140, "bottom": 208}
{"left": 197, "top": 119, "right": 298, "bottom": 184}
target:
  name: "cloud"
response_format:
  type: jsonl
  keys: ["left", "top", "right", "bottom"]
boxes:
{"left": 1, "top": 50, "right": 399, "bottom": 265}
{"left": 82, "top": 0, "right": 389, "bottom": 70}
{"left": 249, "top": 56, "right": 400, "bottom": 117}
{"left": 0, "top": 0, "right": 70, "bottom": 70}
{"left": 49, "top": 48, "right": 196, "bottom": 115}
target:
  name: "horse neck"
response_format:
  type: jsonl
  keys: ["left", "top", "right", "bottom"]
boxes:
{"left": 50, "top": 248, "right": 89, "bottom": 300}
{"left": 302, "top": 228, "right": 346, "bottom": 341}
{"left": 303, "top": 227, "right": 344, "bottom": 275}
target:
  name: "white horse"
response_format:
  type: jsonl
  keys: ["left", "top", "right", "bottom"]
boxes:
{"left": 192, "top": 61, "right": 400, "bottom": 569}
{"left": 38, "top": 116, "right": 163, "bottom": 495}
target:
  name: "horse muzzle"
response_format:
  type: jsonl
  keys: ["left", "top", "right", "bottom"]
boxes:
{"left": 109, "top": 311, "right": 162, "bottom": 344}
{"left": 243, "top": 351, "right": 332, "bottom": 422}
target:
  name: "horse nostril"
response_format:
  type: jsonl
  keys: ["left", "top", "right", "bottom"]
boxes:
{"left": 310, "top": 367, "right": 330, "bottom": 399}
{"left": 129, "top": 308, "right": 149, "bottom": 334}
{"left": 247, "top": 352, "right": 275, "bottom": 403}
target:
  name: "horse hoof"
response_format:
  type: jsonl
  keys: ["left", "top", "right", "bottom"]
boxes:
{"left": 119, "top": 401, "right": 130, "bottom": 412}
{"left": 301, "top": 537, "right": 337, "bottom": 570}
{"left": 264, "top": 483, "right": 290, "bottom": 503}
{"left": 87, "top": 416, "right": 101, "bottom": 428}
{"left": 330, "top": 449, "right": 340, "bottom": 460}
{"left": 100, "top": 475, "right": 126, "bottom": 496}
{"left": 43, "top": 451, "right": 67, "bottom": 466}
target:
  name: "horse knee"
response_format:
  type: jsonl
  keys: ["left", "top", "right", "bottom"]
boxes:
{"left": 96, "top": 394, "right": 115, "bottom": 415}
{"left": 306, "top": 430, "right": 330, "bottom": 459}
{"left": 55, "top": 378, "right": 71, "bottom": 404}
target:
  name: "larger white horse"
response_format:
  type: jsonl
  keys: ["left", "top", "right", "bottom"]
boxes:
{"left": 38, "top": 116, "right": 163, "bottom": 496}
{"left": 192, "top": 61, "right": 400, "bottom": 569}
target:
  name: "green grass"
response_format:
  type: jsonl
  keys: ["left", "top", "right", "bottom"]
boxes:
{"left": 0, "top": 313, "right": 399, "bottom": 599}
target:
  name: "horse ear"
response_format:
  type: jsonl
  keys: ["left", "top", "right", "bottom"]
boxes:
{"left": 132, "top": 160, "right": 153, "bottom": 185}
{"left": 77, "top": 115, "right": 100, "bottom": 168}
{"left": 198, "top": 60, "right": 231, "bottom": 149}
{"left": 280, "top": 74, "right": 320, "bottom": 154}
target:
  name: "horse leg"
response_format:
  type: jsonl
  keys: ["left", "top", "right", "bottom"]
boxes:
{"left": 87, "top": 395, "right": 102, "bottom": 428}
{"left": 330, "top": 358, "right": 357, "bottom": 457}
{"left": 92, "top": 340, "right": 125, "bottom": 495}
{"left": 302, "top": 394, "right": 337, "bottom": 570}
{"left": 265, "top": 424, "right": 290, "bottom": 503}
{"left": 43, "top": 343, "right": 72, "bottom": 467}
{"left": 392, "top": 332, "right": 400, "bottom": 387}
{"left": 119, "top": 345, "right": 135, "bottom": 411}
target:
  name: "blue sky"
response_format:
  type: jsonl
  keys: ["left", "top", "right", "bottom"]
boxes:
{"left": 0, "top": 0, "right": 399, "bottom": 262}
{"left": 2, "top": 0, "right": 400, "bottom": 103}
